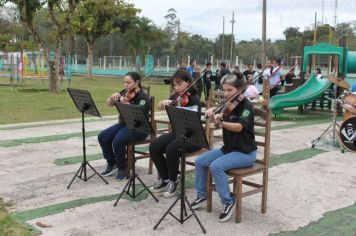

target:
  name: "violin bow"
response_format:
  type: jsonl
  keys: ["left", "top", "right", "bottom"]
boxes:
{"left": 213, "top": 63, "right": 297, "bottom": 114}
{"left": 170, "top": 67, "right": 208, "bottom": 105}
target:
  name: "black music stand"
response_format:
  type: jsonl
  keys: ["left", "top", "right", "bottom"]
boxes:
{"left": 66, "top": 88, "right": 108, "bottom": 189}
{"left": 153, "top": 106, "right": 209, "bottom": 234}
{"left": 113, "top": 102, "right": 158, "bottom": 205}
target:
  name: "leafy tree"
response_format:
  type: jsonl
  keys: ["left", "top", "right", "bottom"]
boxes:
{"left": 213, "top": 34, "right": 234, "bottom": 61}
{"left": 164, "top": 8, "right": 179, "bottom": 40}
{"left": 0, "top": 0, "right": 80, "bottom": 92}
{"left": 185, "top": 34, "right": 214, "bottom": 65}
{"left": 72, "top": 0, "right": 139, "bottom": 78}
{"left": 283, "top": 27, "right": 302, "bottom": 39}
{"left": 236, "top": 39, "right": 261, "bottom": 65}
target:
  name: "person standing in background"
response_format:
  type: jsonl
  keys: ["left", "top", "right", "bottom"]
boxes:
{"left": 186, "top": 59, "right": 196, "bottom": 77}
{"left": 203, "top": 62, "right": 213, "bottom": 101}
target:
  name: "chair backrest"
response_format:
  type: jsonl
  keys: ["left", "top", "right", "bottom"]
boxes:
{"left": 207, "top": 90, "right": 225, "bottom": 108}
{"left": 253, "top": 107, "right": 271, "bottom": 166}
{"left": 142, "top": 85, "right": 150, "bottom": 97}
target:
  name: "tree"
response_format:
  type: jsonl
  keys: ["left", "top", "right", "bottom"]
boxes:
{"left": 1, "top": 0, "right": 80, "bottom": 92}
{"left": 72, "top": 0, "right": 139, "bottom": 78}
{"left": 123, "top": 16, "right": 165, "bottom": 71}
{"left": 186, "top": 34, "right": 214, "bottom": 65}
{"left": 283, "top": 27, "right": 302, "bottom": 39}
{"left": 213, "top": 34, "right": 233, "bottom": 61}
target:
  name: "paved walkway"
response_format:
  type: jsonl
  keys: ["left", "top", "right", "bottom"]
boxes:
{"left": 0, "top": 115, "right": 355, "bottom": 235}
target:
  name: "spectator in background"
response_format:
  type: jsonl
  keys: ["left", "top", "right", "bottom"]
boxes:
{"left": 284, "top": 68, "right": 296, "bottom": 85}
{"left": 179, "top": 60, "right": 187, "bottom": 70}
{"left": 268, "top": 59, "right": 282, "bottom": 97}
{"left": 233, "top": 65, "right": 240, "bottom": 74}
{"left": 316, "top": 68, "right": 323, "bottom": 79}
{"left": 242, "top": 63, "right": 256, "bottom": 82}
{"left": 352, "top": 83, "right": 356, "bottom": 93}
{"left": 254, "top": 63, "right": 264, "bottom": 95}
{"left": 244, "top": 73, "right": 260, "bottom": 100}
{"left": 203, "top": 62, "right": 213, "bottom": 101}
{"left": 193, "top": 65, "right": 203, "bottom": 98}
{"left": 186, "top": 59, "right": 196, "bottom": 77}
{"left": 216, "top": 61, "right": 230, "bottom": 90}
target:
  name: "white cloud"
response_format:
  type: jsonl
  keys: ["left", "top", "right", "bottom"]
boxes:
{"left": 128, "top": 0, "right": 356, "bottom": 41}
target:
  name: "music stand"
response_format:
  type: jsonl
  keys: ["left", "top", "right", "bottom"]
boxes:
{"left": 113, "top": 102, "right": 158, "bottom": 205}
{"left": 153, "top": 106, "right": 209, "bottom": 234}
{"left": 311, "top": 81, "right": 344, "bottom": 153}
{"left": 66, "top": 88, "right": 108, "bottom": 189}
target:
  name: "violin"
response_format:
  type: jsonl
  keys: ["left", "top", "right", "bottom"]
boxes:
{"left": 169, "top": 68, "right": 207, "bottom": 106}
{"left": 169, "top": 91, "right": 190, "bottom": 107}
{"left": 221, "top": 94, "right": 244, "bottom": 117}
{"left": 178, "top": 92, "right": 190, "bottom": 107}
{"left": 213, "top": 94, "right": 244, "bottom": 128}
{"left": 120, "top": 83, "right": 140, "bottom": 102}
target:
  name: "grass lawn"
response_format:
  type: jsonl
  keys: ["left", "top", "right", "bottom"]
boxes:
{"left": 0, "top": 74, "right": 171, "bottom": 125}
{"left": 0, "top": 199, "right": 37, "bottom": 236}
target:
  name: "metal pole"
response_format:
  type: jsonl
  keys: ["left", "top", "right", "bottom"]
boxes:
{"left": 230, "top": 11, "right": 235, "bottom": 69}
{"left": 222, "top": 17, "right": 225, "bottom": 61}
{"left": 261, "top": 0, "right": 266, "bottom": 66}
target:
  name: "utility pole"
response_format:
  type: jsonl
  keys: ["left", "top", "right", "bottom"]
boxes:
{"left": 230, "top": 11, "right": 235, "bottom": 68}
{"left": 314, "top": 12, "right": 317, "bottom": 45}
{"left": 334, "top": 0, "right": 338, "bottom": 25}
{"left": 177, "top": 19, "right": 181, "bottom": 63}
{"left": 261, "top": 0, "right": 266, "bottom": 66}
{"left": 322, "top": 0, "right": 325, "bottom": 25}
{"left": 222, "top": 17, "right": 225, "bottom": 61}
{"left": 313, "top": 12, "right": 317, "bottom": 69}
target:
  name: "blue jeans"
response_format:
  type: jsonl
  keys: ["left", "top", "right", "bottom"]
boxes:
{"left": 98, "top": 123, "right": 148, "bottom": 169}
{"left": 195, "top": 148, "right": 257, "bottom": 204}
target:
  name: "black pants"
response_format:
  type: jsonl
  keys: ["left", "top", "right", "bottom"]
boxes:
{"left": 270, "top": 86, "right": 279, "bottom": 97}
{"left": 204, "top": 82, "right": 211, "bottom": 101}
{"left": 149, "top": 132, "right": 201, "bottom": 181}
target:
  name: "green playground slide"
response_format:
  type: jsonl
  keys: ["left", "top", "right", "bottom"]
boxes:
{"left": 269, "top": 74, "right": 332, "bottom": 115}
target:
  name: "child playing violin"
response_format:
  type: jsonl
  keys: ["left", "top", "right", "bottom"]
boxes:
{"left": 191, "top": 72, "right": 257, "bottom": 222}
{"left": 149, "top": 69, "right": 201, "bottom": 198}
{"left": 98, "top": 72, "right": 150, "bottom": 181}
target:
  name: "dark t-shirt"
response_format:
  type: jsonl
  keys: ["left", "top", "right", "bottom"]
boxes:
{"left": 118, "top": 89, "right": 151, "bottom": 124}
{"left": 203, "top": 69, "right": 213, "bottom": 85}
{"left": 243, "top": 70, "right": 256, "bottom": 81}
{"left": 284, "top": 73, "right": 296, "bottom": 84}
{"left": 217, "top": 68, "right": 230, "bottom": 86}
{"left": 221, "top": 98, "right": 257, "bottom": 154}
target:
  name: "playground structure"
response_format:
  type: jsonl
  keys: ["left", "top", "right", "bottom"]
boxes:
{"left": 0, "top": 51, "right": 72, "bottom": 91}
{"left": 269, "top": 43, "right": 356, "bottom": 115}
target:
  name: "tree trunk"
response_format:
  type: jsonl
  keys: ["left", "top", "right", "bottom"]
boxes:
{"left": 48, "top": 60, "right": 58, "bottom": 92}
{"left": 44, "top": 43, "right": 62, "bottom": 93}
{"left": 87, "top": 42, "right": 93, "bottom": 78}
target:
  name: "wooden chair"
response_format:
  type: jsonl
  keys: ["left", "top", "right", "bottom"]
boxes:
{"left": 204, "top": 90, "right": 225, "bottom": 144}
{"left": 125, "top": 86, "right": 155, "bottom": 178}
{"left": 154, "top": 86, "right": 174, "bottom": 135}
{"left": 206, "top": 106, "right": 271, "bottom": 223}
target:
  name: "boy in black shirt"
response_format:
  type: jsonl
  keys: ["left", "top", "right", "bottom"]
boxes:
{"left": 191, "top": 72, "right": 257, "bottom": 222}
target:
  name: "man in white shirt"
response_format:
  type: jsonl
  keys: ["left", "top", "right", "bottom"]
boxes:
{"left": 266, "top": 59, "right": 282, "bottom": 97}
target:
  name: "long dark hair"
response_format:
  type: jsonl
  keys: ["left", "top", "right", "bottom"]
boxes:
{"left": 125, "top": 71, "right": 142, "bottom": 89}
{"left": 170, "top": 69, "right": 198, "bottom": 95}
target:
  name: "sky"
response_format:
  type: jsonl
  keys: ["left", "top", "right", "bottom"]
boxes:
{"left": 127, "top": 0, "right": 356, "bottom": 41}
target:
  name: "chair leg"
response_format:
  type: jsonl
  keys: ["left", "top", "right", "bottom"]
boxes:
{"left": 207, "top": 168, "right": 213, "bottom": 212}
{"left": 148, "top": 158, "right": 153, "bottom": 174}
{"left": 235, "top": 176, "right": 243, "bottom": 223}
{"left": 261, "top": 171, "right": 268, "bottom": 214}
